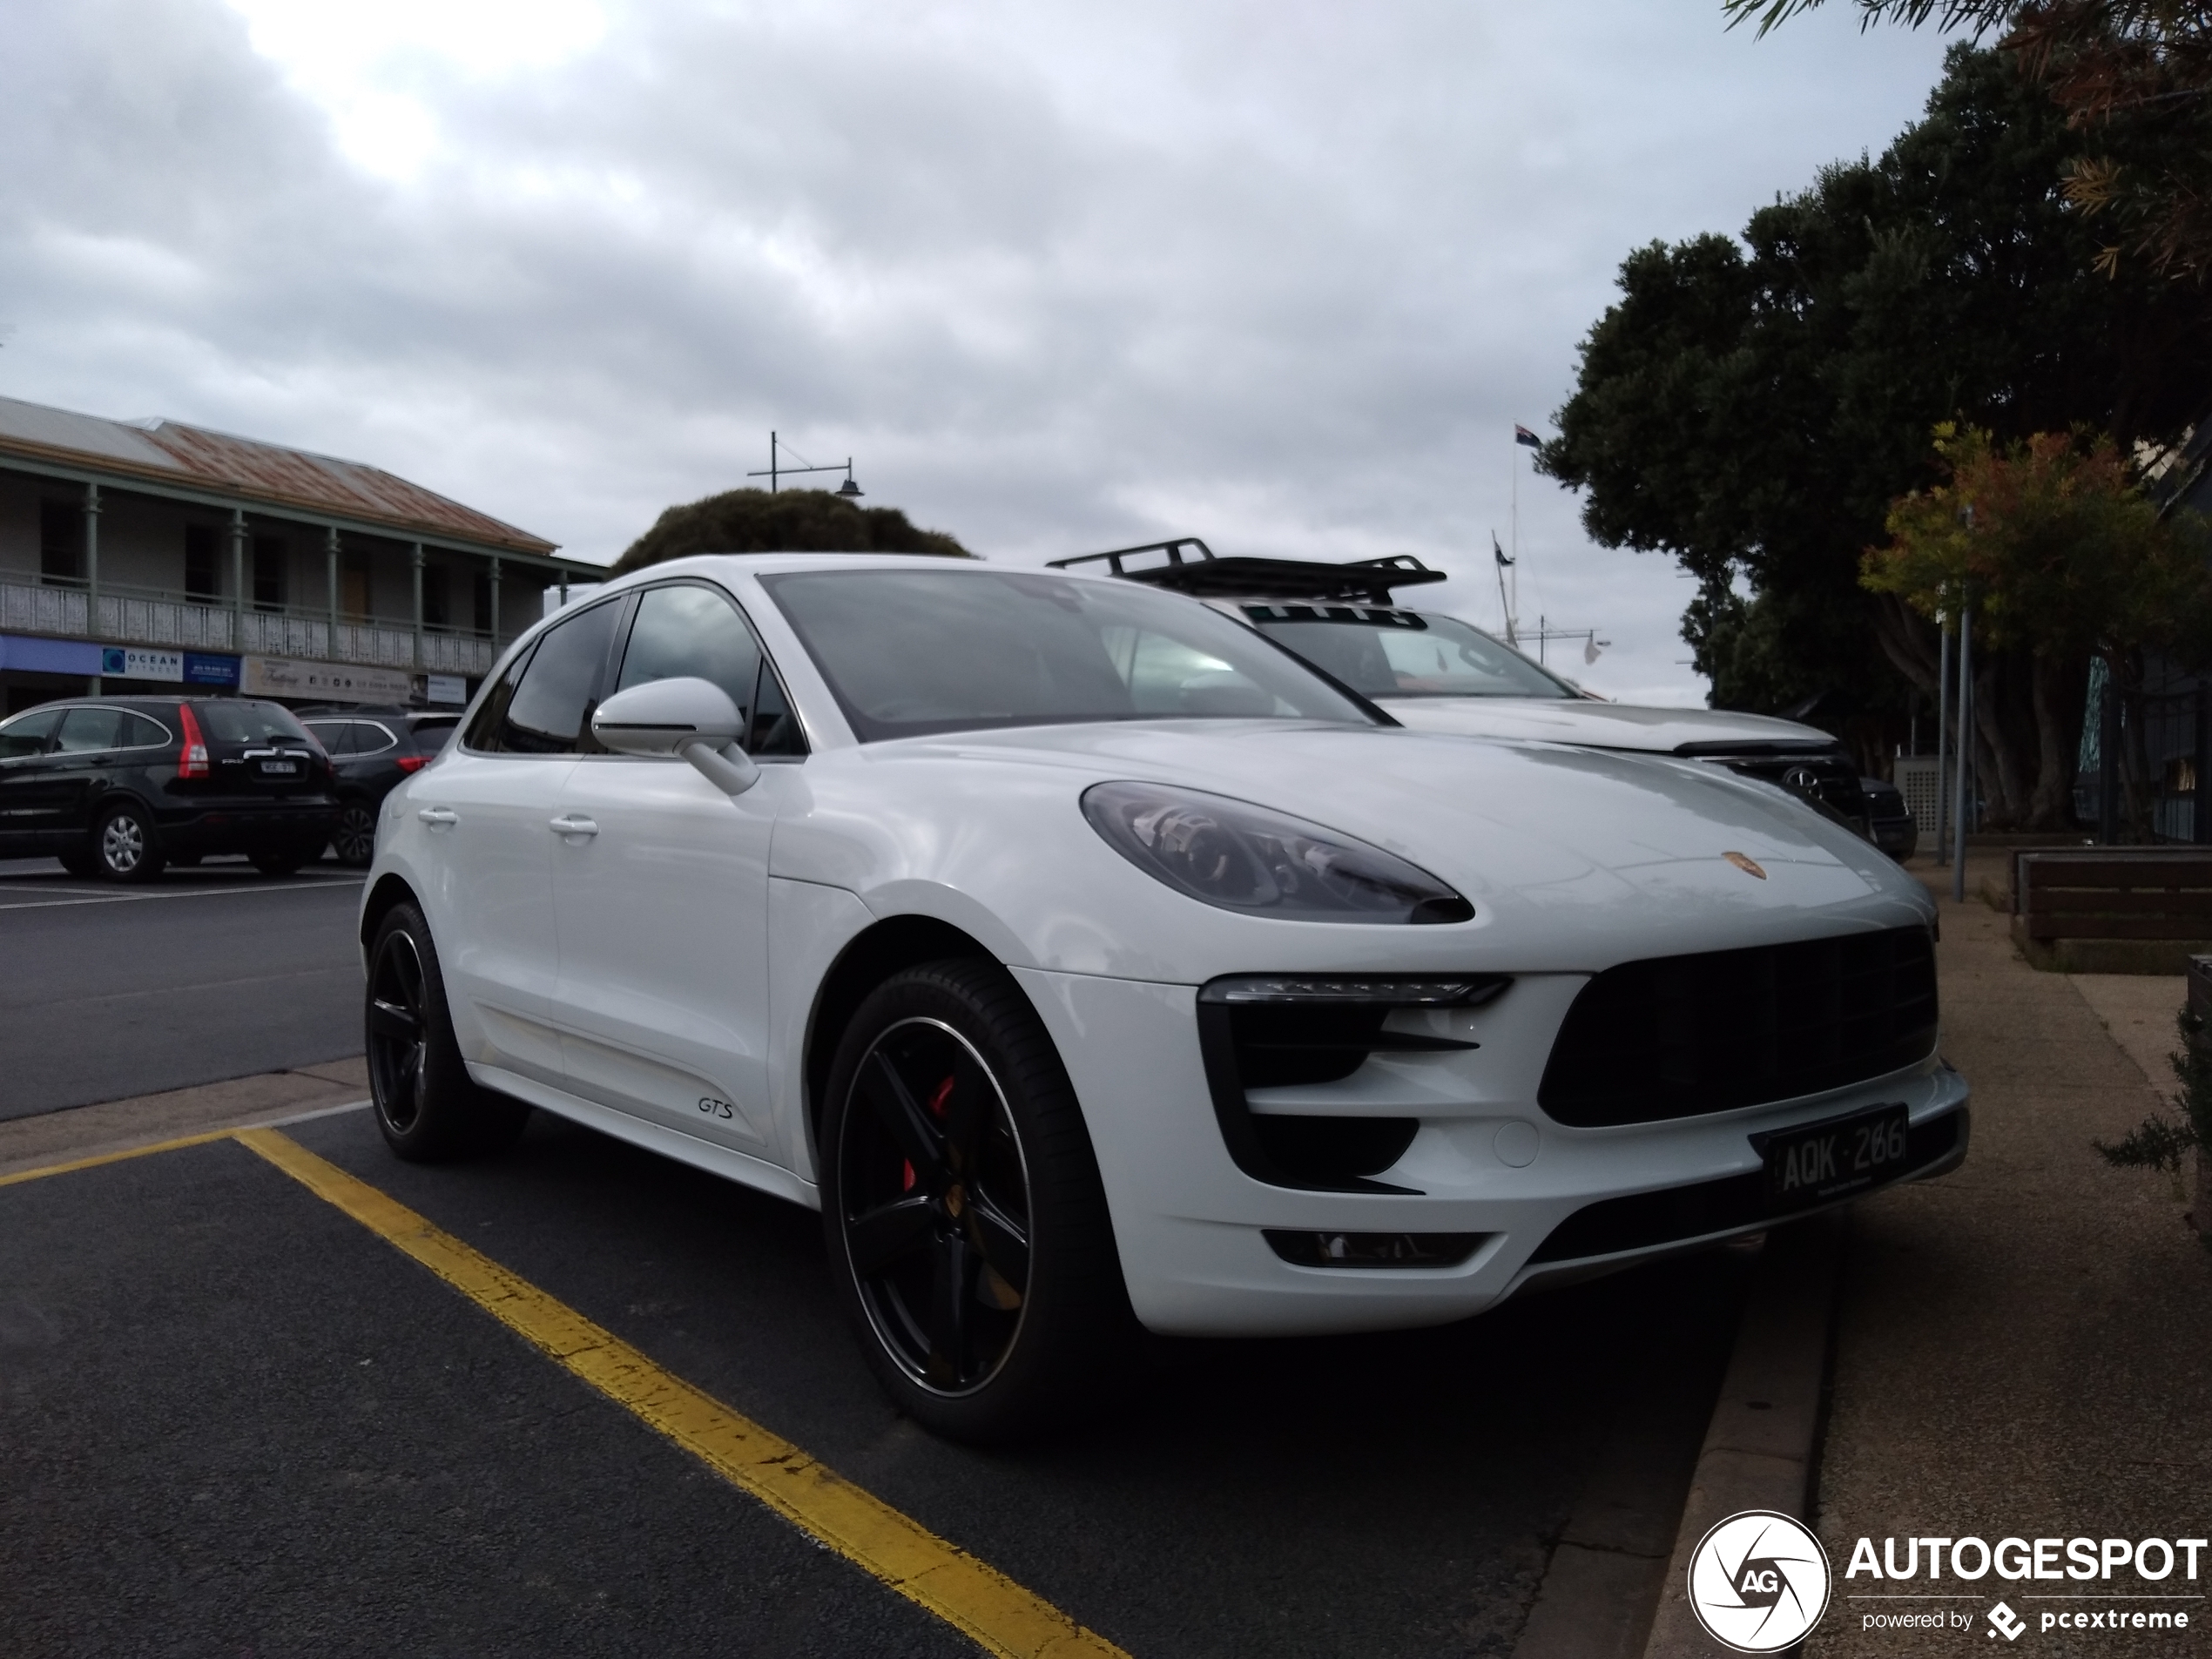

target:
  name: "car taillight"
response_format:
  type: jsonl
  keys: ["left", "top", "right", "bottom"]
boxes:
{"left": 177, "top": 704, "right": 210, "bottom": 779}
{"left": 395, "top": 754, "right": 428, "bottom": 773}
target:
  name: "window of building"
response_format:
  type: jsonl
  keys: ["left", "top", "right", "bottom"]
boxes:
{"left": 421, "top": 563, "right": 450, "bottom": 629}
{"left": 39, "top": 500, "right": 82, "bottom": 584}
{"left": 253, "top": 536, "right": 287, "bottom": 611}
{"left": 342, "top": 550, "right": 372, "bottom": 619}
{"left": 473, "top": 571, "right": 495, "bottom": 636}
{"left": 185, "top": 525, "right": 220, "bottom": 601}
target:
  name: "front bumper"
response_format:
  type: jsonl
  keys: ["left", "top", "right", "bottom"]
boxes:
{"left": 1015, "top": 965, "right": 1970, "bottom": 1337}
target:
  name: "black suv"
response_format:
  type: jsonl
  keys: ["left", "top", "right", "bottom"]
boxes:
{"left": 294, "top": 705, "right": 462, "bottom": 866}
{"left": 0, "top": 696, "right": 338, "bottom": 881}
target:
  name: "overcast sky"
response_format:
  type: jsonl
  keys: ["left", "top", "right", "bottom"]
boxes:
{"left": 0, "top": 0, "right": 1952, "bottom": 703}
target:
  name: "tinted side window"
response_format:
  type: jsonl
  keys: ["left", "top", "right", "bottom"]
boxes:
{"left": 0, "top": 708, "right": 63, "bottom": 759}
{"left": 411, "top": 718, "right": 459, "bottom": 752}
{"left": 354, "top": 722, "right": 398, "bottom": 756}
{"left": 118, "top": 711, "right": 172, "bottom": 748}
{"left": 303, "top": 720, "right": 355, "bottom": 756}
{"left": 465, "top": 646, "right": 534, "bottom": 752}
{"left": 493, "top": 601, "right": 622, "bottom": 755}
{"left": 57, "top": 707, "right": 125, "bottom": 753}
{"left": 616, "top": 583, "right": 805, "bottom": 758}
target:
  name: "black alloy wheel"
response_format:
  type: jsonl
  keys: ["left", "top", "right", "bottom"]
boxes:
{"left": 332, "top": 799, "right": 377, "bottom": 867}
{"left": 93, "top": 801, "right": 164, "bottom": 884}
{"left": 822, "top": 960, "right": 1134, "bottom": 1443}
{"left": 366, "top": 902, "right": 529, "bottom": 1161}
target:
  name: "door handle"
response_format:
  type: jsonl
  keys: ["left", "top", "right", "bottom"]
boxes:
{"left": 416, "top": 806, "right": 459, "bottom": 827}
{"left": 548, "top": 814, "right": 599, "bottom": 838}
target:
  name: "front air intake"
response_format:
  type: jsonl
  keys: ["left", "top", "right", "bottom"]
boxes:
{"left": 1537, "top": 927, "right": 1938, "bottom": 1128}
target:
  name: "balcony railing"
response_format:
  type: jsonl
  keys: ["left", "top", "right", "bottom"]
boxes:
{"left": 2, "top": 575, "right": 500, "bottom": 677}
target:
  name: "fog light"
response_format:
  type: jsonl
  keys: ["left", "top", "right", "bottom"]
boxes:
{"left": 1263, "top": 1230, "right": 1487, "bottom": 1269}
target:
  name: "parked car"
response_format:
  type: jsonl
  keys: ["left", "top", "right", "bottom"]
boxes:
{"left": 361, "top": 554, "right": 1968, "bottom": 1441}
{"left": 1863, "top": 775, "right": 1918, "bottom": 860}
{"left": 1050, "top": 541, "right": 1872, "bottom": 835}
{"left": 294, "top": 705, "right": 464, "bottom": 867}
{"left": 0, "top": 695, "right": 337, "bottom": 881}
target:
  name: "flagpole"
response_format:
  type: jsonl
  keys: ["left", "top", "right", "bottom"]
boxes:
{"left": 1509, "top": 448, "right": 1520, "bottom": 642}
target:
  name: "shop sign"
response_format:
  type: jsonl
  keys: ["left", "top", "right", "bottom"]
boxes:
{"left": 101, "top": 647, "right": 183, "bottom": 682}
{"left": 425, "top": 673, "right": 469, "bottom": 705}
{"left": 241, "top": 656, "right": 411, "bottom": 704}
{"left": 183, "top": 651, "right": 239, "bottom": 688}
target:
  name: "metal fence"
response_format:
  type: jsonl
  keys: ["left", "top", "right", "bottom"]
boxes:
{"left": 2075, "top": 663, "right": 2212, "bottom": 844}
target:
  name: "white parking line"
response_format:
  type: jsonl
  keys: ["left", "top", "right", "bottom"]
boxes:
{"left": 0, "top": 878, "right": 365, "bottom": 912}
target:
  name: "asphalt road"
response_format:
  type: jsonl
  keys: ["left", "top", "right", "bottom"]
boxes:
{"left": 1, "top": 1104, "right": 1751, "bottom": 1657}
{"left": 0, "top": 856, "right": 365, "bottom": 1120}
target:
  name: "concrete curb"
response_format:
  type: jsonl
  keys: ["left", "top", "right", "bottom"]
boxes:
{"left": 1642, "top": 1211, "right": 1845, "bottom": 1659}
{"left": 0, "top": 1059, "right": 369, "bottom": 1179}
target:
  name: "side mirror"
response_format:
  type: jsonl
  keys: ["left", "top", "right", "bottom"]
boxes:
{"left": 590, "top": 676, "right": 760, "bottom": 797}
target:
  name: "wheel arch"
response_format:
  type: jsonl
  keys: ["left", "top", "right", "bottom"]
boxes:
{"left": 801, "top": 914, "right": 1006, "bottom": 1169}
{"left": 360, "top": 872, "right": 421, "bottom": 954}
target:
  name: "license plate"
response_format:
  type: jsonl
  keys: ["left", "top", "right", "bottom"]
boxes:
{"left": 1759, "top": 1103, "right": 1911, "bottom": 1213}
{"left": 259, "top": 759, "right": 299, "bottom": 776}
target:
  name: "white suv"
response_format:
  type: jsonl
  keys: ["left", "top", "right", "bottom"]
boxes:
{"left": 361, "top": 553, "right": 1966, "bottom": 1441}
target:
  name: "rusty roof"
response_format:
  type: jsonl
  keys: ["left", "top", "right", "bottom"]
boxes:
{"left": 0, "top": 394, "right": 561, "bottom": 559}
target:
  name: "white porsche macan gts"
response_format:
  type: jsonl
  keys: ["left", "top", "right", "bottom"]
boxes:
{"left": 360, "top": 553, "right": 1969, "bottom": 1440}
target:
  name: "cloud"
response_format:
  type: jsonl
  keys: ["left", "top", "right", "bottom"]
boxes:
{"left": 0, "top": 0, "right": 1950, "bottom": 705}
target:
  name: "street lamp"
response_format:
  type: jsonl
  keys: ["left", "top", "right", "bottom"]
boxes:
{"left": 748, "top": 431, "right": 864, "bottom": 497}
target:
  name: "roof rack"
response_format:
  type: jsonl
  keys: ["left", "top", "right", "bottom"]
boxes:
{"left": 1047, "top": 538, "right": 1447, "bottom": 605}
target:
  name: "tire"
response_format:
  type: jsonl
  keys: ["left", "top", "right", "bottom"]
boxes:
{"left": 820, "top": 958, "right": 1135, "bottom": 1443}
{"left": 92, "top": 800, "right": 165, "bottom": 884}
{"left": 366, "top": 901, "right": 531, "bottom": 1162}
{"left": 331, "top": 799, "right": 377, "bottom": 867}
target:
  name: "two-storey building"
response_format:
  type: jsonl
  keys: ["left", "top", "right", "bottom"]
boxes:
{"left": 0, "top": 394, "right": 595, "bottom": 717}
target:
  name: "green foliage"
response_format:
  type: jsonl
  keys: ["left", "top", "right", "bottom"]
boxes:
{"left": 1541, "top": 44, "right": 2212, "bottom": 814}
{"left": 1865, "top": 423, "right": 2212, "bottom": 666}
{"left": 2095, "top": 1005, "right": 2212, "bottom": 1202}
{"left": 612, "top": 488, "right": 972, "bottom": 577}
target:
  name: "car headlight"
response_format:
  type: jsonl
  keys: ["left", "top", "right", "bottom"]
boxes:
{"left": 1081, "top": 781, "right": 1473, "bottom": 924}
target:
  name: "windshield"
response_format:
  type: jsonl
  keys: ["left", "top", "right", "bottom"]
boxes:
{"left": 761, "top": 569, "right": 1378, "bottom": 742}
{"left": 1244, "top": 605, "right": 1578, "bottom": 698}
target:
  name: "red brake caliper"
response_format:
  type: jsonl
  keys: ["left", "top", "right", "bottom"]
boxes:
{"left": 902, "top": 1076, "right": 954, "bottom": 1192}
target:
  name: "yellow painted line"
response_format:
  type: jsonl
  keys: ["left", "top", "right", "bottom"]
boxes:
{"left": 234, "top": 1127, "right": 1126, "bottom": 1659}
{"left": 0, "top": 1127, "right": 242, "bottom": 1187}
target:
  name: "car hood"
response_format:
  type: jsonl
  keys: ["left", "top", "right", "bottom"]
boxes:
{"left": 1374, "top": 697, "right": 1840, "bottom": 753}
{"left": 776, "top": 719, "right": 1928, "bottom": 978}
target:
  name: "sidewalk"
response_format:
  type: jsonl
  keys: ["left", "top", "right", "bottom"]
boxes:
{"left": 1807, "top": 853, "right": 2212, "bottom": 1656}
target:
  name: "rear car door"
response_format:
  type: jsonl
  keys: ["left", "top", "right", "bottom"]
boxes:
{"left": 0, "top": 708, "right": 67, "bottom": 853}
{"left": 425, "top": 597, "right": 623, "bottom": 1090}
{"left": 545, "top": 579, "right": 804, "bottom": 1156}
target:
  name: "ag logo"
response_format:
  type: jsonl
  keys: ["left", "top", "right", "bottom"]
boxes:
{"left": 1686, "top": 1510, "right": 1831, "bottom": 1653}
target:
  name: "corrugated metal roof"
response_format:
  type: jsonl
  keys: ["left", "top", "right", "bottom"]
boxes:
{"left": 0, "top": 394, "right": 559, "bottom": 557}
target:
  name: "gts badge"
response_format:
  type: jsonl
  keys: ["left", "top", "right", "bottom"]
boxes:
{"left": 698, "top": 1096, "right": 737, "bottom": 1121}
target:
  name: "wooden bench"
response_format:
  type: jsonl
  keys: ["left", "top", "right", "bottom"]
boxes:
{"left": 2011, "top": 848, "right": 2212, "bottom": 972}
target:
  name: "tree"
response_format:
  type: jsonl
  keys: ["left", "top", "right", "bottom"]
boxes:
{"left": 1540, "top": 44, "right": 2212, "bottom": 824}
{"left": 1863, "top": 423, "right": 2212, "bottom": 819}
{"left": 1721, "top": 1, "right": 2212, "bottom": 281}
{"left": 612, "top": 488, "right": 971, "bottom": 576}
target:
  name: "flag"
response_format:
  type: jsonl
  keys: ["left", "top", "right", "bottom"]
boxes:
{"left": 1493, "top": 533, "right": 1514, "bottom": 569}
{"left": 1514, "top": 424, "right": 1541, "bottom": 448}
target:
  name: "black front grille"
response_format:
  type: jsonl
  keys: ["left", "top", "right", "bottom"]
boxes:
{"left": 1538, "top": 926, "right": 1939, "bottom": 1128}
{"left": 1683, "top": 746, "right": 1868, "bottom": 822}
